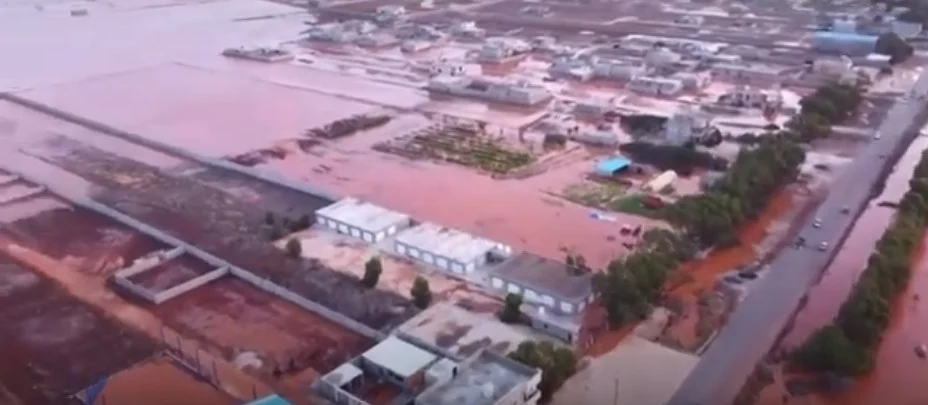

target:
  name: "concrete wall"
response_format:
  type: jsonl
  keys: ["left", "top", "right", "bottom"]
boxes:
{"left": 314, "top": 380, "right": 372, "bottom": 405}
{"left": 153, "top": 266, "right": 230, "bottom": 303}
{"left": 0, "top": 186, "right": 45, "bottom": 205}
{"left": 114, "top": 247, "right": 186, "bottom": 279}
{"left": 0, "top": 93, "right": 341, "bottom": 202}
{"left": 7, "top": 169, "right": 384, "bottom": 341}
{"left": 113, "top": 276, "right": 158, "bottom": 302}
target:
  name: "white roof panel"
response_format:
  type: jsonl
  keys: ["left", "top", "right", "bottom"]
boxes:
{"left": 362, "top": 335, "right": 437, "bottom": 378}
{"left": 322, "top": 362, "right": 363, "bottom": 386}
{"left": 394, "top": 223, "right": 497, "bottom": 264}
{"left": 316, "top": 197, "right": 409, "bottom": 233}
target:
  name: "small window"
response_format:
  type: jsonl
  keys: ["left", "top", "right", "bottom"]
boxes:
{"left": 560, "top": 302, "right": 574, "bottom": 314}
{"left": 507, "top": 284, "right": 521, "bottom": 294}
{"left": 423, "top": 253, "right": 434, "bottom": 265}
{"left": 410, "top": 248, "right": 420, "bottom": 259}
{"left": 376, "top": 231, "right": 385, "bottom": 241}
{"left": 491, "top": 278, "right": 504, "bottom": 288}
{"left": 350, "top": 228, "right": 361, "bottom": 238}
{"left": 452, "top": 263, "right": 464, "bottom": 273}
{"left": 338, "top": 224, "right": 349, "bottom": 234}
{"left": 396, "top": 244, "right": 407, "bottom": 255}
{"left": 363, "top": 232, "right": 374, "bottom": 242}
{"left": 436, "top": 257, "right": 448, "bottom": 269}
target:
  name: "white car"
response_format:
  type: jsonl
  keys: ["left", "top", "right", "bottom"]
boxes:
{"left": 813, "top": 218, "right": 822, "bottom": 228}
{"left": 818, "top": 242, "right": 829, "bottom": 251}
{"left": 873, "top": 132, "right": 882, "bottom": 140}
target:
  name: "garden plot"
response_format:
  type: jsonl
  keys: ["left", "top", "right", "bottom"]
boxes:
{"left": 373, "top": 123, "right": 536, "bottom": 176}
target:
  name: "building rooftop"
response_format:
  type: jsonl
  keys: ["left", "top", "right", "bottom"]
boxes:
{"left": 244, "top": 394, "right": 293, "bottom": 405}
{"left": 490, "top": 252, "right": 593, "bottom": 302}
{"left": 362, "top": 335, "right": 438, "bottom": 379}
{"left": 322, "top": 362, "right": 364, "bottom": 387}
{"left": 595, "top": 156, "right": 631, "bottom": 175}
{"left": 394, "top": 223, "right": 498, "bottom": 264}
{"left": 316, "top": 197, "right": 410, "bottom": 233}
{"left": 397, "top": 302, "right": 528, "bottom": 360}
{"left": 416, "top": 350, "right": 538, "bottom": 405}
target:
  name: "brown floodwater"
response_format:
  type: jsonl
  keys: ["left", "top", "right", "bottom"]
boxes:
{"left": 759, "top": 136, "right": 928, "bottom": 405}
{"left": 781, "top": 135, "right": 928, "bottom": 349}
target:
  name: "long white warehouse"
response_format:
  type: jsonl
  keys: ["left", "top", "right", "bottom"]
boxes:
{"left": 315, "top": 197, "right": 411, "bottom": 243}
{"left": 394, "top": 223, "right": 508, "bottom": 275}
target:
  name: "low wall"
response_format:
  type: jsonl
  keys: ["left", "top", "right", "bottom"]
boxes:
{"left": 228, "top": 266, "right": 385, "bottom": 341}
{"left": 113, "top": 276, "right": 158, "bottom": 303}
{"left": 0, "top": 93, "right": 341, "bottom": 202}
{"left": 0, "top": 174, "right": 21, "bottom": 186}
{"left": 114, "top": 247, "right": 186, "bottom": 279}
{"left": 153, "top": 266, "right": 230, "bottom": 304}
{"left": 314, "top": 380, "right": 371, "bottom": 405}
{"left": 9, "top": 167, "right": 382, "bottom": 341}
{"left": 0, "top": 186, "right": 45, "bottom": 205}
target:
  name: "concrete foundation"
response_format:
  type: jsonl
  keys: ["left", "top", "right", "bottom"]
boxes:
{"left": 111, "top": 246, "right": 230, "bottom": 305}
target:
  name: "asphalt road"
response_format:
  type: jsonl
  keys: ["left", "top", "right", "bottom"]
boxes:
{"left": 665, "top": 70, "right": 928, "bottom": 405}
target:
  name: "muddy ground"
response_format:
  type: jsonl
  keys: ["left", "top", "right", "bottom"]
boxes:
{"left": 152, "top": 277, "right": 374, "bottom": 380}
{"left": 128, "top": 255, "right": 216, "bottom": 292}
{"left": 35, "top": 135, "right": 416, "bottom": 331}
{"left": 0, "top": 255, "right": 159, "bottom": 405}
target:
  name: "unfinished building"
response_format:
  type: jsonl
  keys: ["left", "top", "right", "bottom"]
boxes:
{"left": 395, "top": 302, "right": 529, "bottom": 359}
{"left": 316, "top": 334, "right": 541, "bottom": 405}
{"left": 112, "top": 247, "right": 229, "bottom": 305}
{"left": 394, "top": 223, "right": 510, "bottom": 275}
{"left": 315, "top": 197, "right": 411, "bottom": 243}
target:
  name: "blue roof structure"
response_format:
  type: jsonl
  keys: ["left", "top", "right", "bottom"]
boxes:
{"left": 595, "top": 156, "right": 631, "bottom": 175}
{"left": 243, "top": 395, "right": 293, "bottom": 405}
{"left": 812, "top": 31, "right": 878, "bottom": 44}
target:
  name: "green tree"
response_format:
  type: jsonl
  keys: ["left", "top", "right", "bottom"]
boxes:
{"left": 791, "top": 325, "right": 869, "bottom": 374}
{"left": 285, "top": 238, "right": 302, "bottom": 259}
{"left": 875, "top": 32, "right": 914, "bottom": 64}
{"left": 411, "top": 276, "right": 432, "bottom": 309}
{"left": 508, "top": 340, "right": 578, "bottom": 402}
{"left": 362, "top": 257, "right": 383, "bottom": 288}
{"left": 499, "top": 293, "right": 524, "bottom": 323}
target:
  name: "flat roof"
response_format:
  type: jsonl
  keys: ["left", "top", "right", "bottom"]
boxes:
{"left": 397, "top": 302, "right": 528, "bottom": 359}
{"left": 245, "top": 394, "right": 293, "bottom": 405}
{"left": 316, "top": 197, "right": 410, "bottom": 233}
{"left": 395, "top": 223, "right": 497, "bottom": 265}
{"left": 490, "top": 252, "right": 593, "bottom": 302}
{"left": 595, "top": 157, "right": 631, "bottom": 174}
{"left": 417, "top": 351, "right": 538, "bottom": 405}
{"left": 362, "top": 335, "right": 438, "bottom": 378}
{"left": 322, "top": 362, "right": 364, "bottom": 387}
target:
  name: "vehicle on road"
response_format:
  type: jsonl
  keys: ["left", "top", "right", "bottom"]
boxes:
{"left": 842, "top": 206, "right": 850, "bottom": 214}
{"left": 795, "top": 236, "right": 806, "bottom": 248}
{"left": 818, "top": 241, "right": 828, "bottom": 251}
{"left": 812, "top": 218, "right": 822, "bottom": 228}
{"left": 874, "top": 131, "right": 882, "bottom": 140}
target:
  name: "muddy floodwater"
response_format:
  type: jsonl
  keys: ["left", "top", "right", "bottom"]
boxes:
{"left": 768, "top": 135, "right": 928, "bottom": 404}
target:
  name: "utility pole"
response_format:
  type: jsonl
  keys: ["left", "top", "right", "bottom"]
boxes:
{"left": 613, "top": 378, "right": 620, "bottom": 405}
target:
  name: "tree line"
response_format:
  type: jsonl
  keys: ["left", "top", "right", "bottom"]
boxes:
{"left": 788, "top": 83, "right": 864, "bottom": 142}
{"left": 593, "top": 82, "right": 866, "bottom": 328}
{"left": 792, "top": 150, "right": 928, "bottom": 375}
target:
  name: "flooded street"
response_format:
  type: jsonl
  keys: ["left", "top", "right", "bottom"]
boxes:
{"left": 756, "top": 135, "right": 928, "bottom": 405}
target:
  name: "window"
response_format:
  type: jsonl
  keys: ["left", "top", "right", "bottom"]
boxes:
{"left": 423, "top": 253, "right": 434, "bottom": 265}
{"left": 363, "top": 232, "right": 374, "bottom": 242}
{"left": 338, "top": 224, "right": 349, "bottom": 234}
{"left": 452, "top": 263, "right": 464, "bottom": 273}
{"left": 465, "top": 262, "right": 475, "bottom": 273}
{"left": 507, "top": 284, "right": 521, "bottom": 294}
{"left": 560, "top": 302, "right": 574, "bottom": 314}
{"left": 350, "top": 228, "right": 361, "bottom": 238}
{"left": 523, "top": 289, "right": 540, "bottom": 303}
{"left": 397, "top": 244, "right": 407, "bottom": 255}
{"left": 437, "top": 258, "right": 448, "bottom": 269}
{"left": 542, "top": 295, "right": 555, "bottom": 306}
{"left": 491, "top": 278, "right": 504, "bottom": 288}
{"left": 376, "top": 231, "right": 385, "bottom": 241}
{"left": 317, "top": 216, "right": 326, "bottom": 225}
{"left": 388, "top": 225, "right": 397, "bottom": 235}
{"left": 409, "top": 248, "right": 420, "bottom": 259}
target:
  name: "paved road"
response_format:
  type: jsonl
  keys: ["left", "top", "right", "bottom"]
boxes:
{"left": 665, "top": 71, "right": 928, "bottom": 405}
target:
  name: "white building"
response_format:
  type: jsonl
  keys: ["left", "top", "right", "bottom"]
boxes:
{"left": 717, "top": 86, "right": 783, "bottom": 109}
{"left": 812, "top": 55, "right": 854, "bottom": 76}
{"left": 665, "top": 109, "right": 713, "bottom": 146}
{"left": 645, "top": 170, "right": 678, "bottom": 192}
{"left": 416, "top": 350, "right": 542, "bottom": 405}
{"left": 394, "top": 223, "right": 510, "bottom": 275}
{"left": 591, "top": 59, "right": 648, "bottom": 80}
{"left": 671, "top": 71, "right": 711, "bottom": 90}
{"left": 626, "top": 76, "right": 684, "bottom": 96}
{"left": 710, "top": 63, "right": 784, "bottom": 82}
{"left": 427, "top": 76, "right": 553, "bottom": 106}
{"left": 315, "top": 197, "right": 410, "bottom": 243}
{"left": 645, "top": 47, "right": 682, "bottom": 67}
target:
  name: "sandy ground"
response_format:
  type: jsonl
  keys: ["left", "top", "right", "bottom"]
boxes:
{"left": 82, "top": 355, "right": 239, "bottom": 405}
{"left": 552, "top": 336, "right": 699, "bottom": 405}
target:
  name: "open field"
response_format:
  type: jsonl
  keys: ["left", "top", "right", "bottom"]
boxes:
{"left": 26, "top": 134, "right": 416, "bottom": 331}
{"left": 127, "top": 254, "right": 217, "bottom": 292}
{"left": 79, "top": 354, "right": 238, "bottom": 405}
{"left": 151, "top": 277, "right": 374, "bottom": 379}
{"left": 0, "top": 254, "right": 160, "bottom": 405}
{"left": 0, "top": 204, "right": 167, "bottom": 276}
